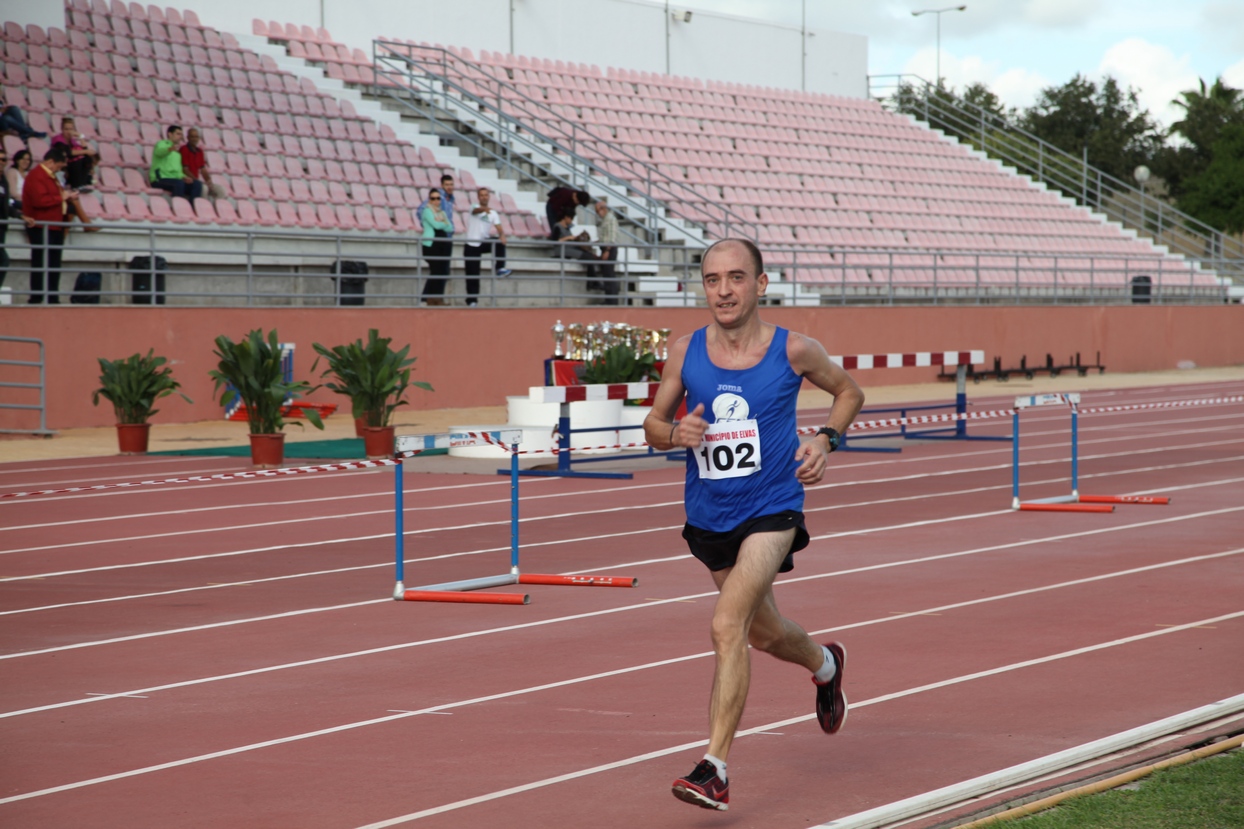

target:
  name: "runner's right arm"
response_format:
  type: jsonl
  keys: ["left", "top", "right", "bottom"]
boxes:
{"left": 644, "top": 334, "right": 706, "bottom": 450}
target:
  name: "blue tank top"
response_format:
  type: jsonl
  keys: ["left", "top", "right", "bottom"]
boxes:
{"left": 681, "top": 325, "right": 804, "bottom": 532}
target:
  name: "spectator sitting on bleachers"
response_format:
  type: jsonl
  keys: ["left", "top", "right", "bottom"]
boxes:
{"left": 179, "top": 128, "right": 225, "bottom": 200}
{"left": 545, "top": 186, "right": 591, "bottom": 235}
{"left": 550, "top": 212, "right": 600, "bottom": 287}
{"left": 50, "top": 117, "right": 100, "bottom": 191}
{"left": 149, "top": 125, "right": 203, "bottom": 204}
{"left": 6, "top": 149, "right": 30, "bottom": 210}
{"left": 0, "top": 89, "right": 47, "bottom": 144}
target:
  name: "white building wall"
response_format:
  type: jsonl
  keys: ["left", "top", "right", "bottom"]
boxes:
{"left": 6, "top": 0, "right": 868, "bottom": 98}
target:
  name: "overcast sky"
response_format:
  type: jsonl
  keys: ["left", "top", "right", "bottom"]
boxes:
{"left": 688, "top": 0, "right": 1244, "bottom": 127}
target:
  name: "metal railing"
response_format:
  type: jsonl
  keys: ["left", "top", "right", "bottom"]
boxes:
{"left": 369, "top": 41, "right": 756, "bottom": 245}
{"left": 0, "top": 220, "right": 1228, "bottom": 307}
{"left": 869, "top": 74, "right": 1244, "bottom": 283}
{"left": 0, "top": 335, "right": 53, "bottom": 435}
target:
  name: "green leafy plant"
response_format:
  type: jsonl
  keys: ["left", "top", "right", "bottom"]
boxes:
{"left": 209, "top": 329, "right": 324, "bottom": 434}
{"left": 582, "top": 345, "right": 659, "bottom": 404}
{"left": 92, "top": 350, "right": 192, "bottom": 424}
{"left": 312, "top": 329, "right": 433, "bottom": 428}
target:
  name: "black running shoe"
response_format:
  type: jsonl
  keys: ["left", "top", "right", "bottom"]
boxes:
{"left": 672, "top": 759, "right": 729, "bottom": 810}
{"left": 813, "top": 641, "right": 848, "bottom": 734}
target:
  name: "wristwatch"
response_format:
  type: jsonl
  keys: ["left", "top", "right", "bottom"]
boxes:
{"left": 816, "top": 427, "right": 841, "bottom": 452}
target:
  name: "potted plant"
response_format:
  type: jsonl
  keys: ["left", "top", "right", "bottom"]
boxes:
{"left": 91, "top": 350, "right": 193, "bottom": 454}
{"left": 312, "top": 329, "right": 433, "bottom": 459}
{"left": 581, "top": 344, "right": 660, "bottom": 450}
{"left": 209, "top": 329, "right": 323, "bottom": 467}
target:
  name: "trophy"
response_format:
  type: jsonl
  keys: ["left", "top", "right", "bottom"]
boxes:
{"left": 551, "top": 319, "right": 566, "bottom": 358}
{"left": 584, "top": 323, "right": 598, "bottom": 362}
{"left": 657, "top": 328, "right": 672, "bottom": 361}
{"left": 567, "top": 323, "right": 585, "bottom": 360}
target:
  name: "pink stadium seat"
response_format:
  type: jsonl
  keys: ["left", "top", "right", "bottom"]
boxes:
{"left": 275, "top": 202, "right": 298, "bottom": 226}
{"left": 372, "top": 207, "right": 393, "bottom": 232}
{"left": 234, "top": 200, "right": 258, "bottom": 224}
{"left": 191, "top": 199, "right": 217, "bottom": 224}
{"left": 354, "top": 205, "right": 376, "bottom": 231}
{"left": 99, "top": 192, "right": 128, "bottom": 221}
{"left": 122, "top": 194, "right": 150, "bottom": 221}
{"left": 167, "top": 196, "right": 194, "bottom": 223}
{"left": 213, "top": 200, "right": 239, "bottom": 225}
{"left": 334, "top": 204, "right": 357, "bottom": 230}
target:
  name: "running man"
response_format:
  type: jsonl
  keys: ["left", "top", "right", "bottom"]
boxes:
{"left": 644, "top": 238, "right": 865, "bottom": 811}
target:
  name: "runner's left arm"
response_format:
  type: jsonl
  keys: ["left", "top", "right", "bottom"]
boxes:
{"left": 788, "top": 333, "right": 865, "bottom": 484}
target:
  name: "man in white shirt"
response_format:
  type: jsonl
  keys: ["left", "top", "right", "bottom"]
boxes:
{"left": 462, "top": 186, "right": 511, "bottom": 306}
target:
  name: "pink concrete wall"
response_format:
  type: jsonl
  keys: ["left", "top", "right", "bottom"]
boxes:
{"left": 1, "top": 305, "right": 1241, "bottom": 431}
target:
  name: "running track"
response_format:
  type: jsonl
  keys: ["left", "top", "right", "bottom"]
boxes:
{"left": 2, "top": 381, "right": 1242, "bottom": 828}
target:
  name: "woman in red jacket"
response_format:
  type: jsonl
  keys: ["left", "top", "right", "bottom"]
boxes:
{"left": 22, "top": 146, "right": 72, "bottom": 304}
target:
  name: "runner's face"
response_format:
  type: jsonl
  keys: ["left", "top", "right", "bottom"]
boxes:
{"left": 701, "top": 244, "right": 766, "bottom": 328}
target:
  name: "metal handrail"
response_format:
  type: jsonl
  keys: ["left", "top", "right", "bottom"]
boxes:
{"left": 868, "top": 74, "right": 1243, "bottom": 282}
{"left": 370, "top": 41, "right": 758, "bottom": 244}
{"left": 0, "top": 335, "right": 53, "bottom": 435}
{"left": 0, "top": 219, "right": 1227, "bottom": 307}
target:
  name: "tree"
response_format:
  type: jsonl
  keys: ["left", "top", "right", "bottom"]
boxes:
{"left": 960, "top": 82, "right": 1009, "bottom": 119}
{"left": 1156, "top": 77, "right": 1244, "bottom": 201}
{"left": 1178, "top": 124, "right": 1244, "bottom": 234}
{"left": 1020, "top": 74, "right": 1164, "bottom": 184}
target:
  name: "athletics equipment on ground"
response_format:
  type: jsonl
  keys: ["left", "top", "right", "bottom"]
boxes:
{"left": 391, "top": 431, "right": 638, "bottom": 605}
{"left": 1010, "top": 393, "right": 1173, "bottom": 514}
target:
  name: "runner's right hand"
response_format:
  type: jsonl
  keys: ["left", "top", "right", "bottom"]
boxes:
{"left": 674, "top": 403, "right": 707, "bottom": 447}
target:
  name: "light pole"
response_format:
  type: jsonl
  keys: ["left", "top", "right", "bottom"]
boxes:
{"left": 912, "top": 5, "right": 965, "bottom": 89}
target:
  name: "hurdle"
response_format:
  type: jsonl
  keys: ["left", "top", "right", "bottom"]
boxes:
{"left": 391, "top": 430, "right": 639, "bottom": 605}
{"left": 1011, "top": 393, "right": 1172, "bottom": 514}
{"left": 834, "top": 350, "right": 1006, "bottom": 452}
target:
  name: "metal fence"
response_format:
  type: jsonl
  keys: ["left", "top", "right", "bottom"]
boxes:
{"left": 0, "top": 220, "right": 1230, "bottom": 307}
{"left": 0, "top": 335, "right": 52, "bottom": 435}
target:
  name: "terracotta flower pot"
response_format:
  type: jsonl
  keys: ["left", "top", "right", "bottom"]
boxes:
{"left": 249, "top": 433, "right": 285, "bottom": 467}
{"left": 116, "top": 422, "right": 151, "bottom": 454}
{"left": 354, "top": 417, "right": 367, "bottom": 437}
{"left": 361, "top": 426, "right": 395, "bottom": 460}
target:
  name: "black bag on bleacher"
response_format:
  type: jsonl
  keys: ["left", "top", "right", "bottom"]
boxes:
{"left": 333, "top": 259, "right": 368, "bottom": 306}
{"left": 72, "top": 272, "right": 102, "bottom": 304}
{"left": 129, "top": 256, "right": 167, "bottom": 305}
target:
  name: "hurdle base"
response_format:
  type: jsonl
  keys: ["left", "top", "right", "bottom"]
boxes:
{"left": 510, "top": 468, "right": 634, "bottom": 479}
{"left": 518, "top": 573, "right": 638, "bottom": 588}
{"left": 1019, "top": 502, "right": 1115, "bottom": 514}
{"left": 403, "top": 590, "right": 530, "bottom": 605}
{"left": 1079, "top": 494, "right": 1171, "bottom": 505}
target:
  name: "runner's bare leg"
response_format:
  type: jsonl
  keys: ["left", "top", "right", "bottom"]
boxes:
{"left": 706, "top": 529, "right": 823, "bottom": 760}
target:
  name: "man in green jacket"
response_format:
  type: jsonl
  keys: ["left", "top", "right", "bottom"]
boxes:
{"left": 150, "top": 125, "right": 202, "bottom": 204}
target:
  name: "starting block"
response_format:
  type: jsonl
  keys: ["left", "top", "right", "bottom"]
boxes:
{"left": 1011, "top": 394, "right": 1170, "bottom": 514}
{"left": 391, "top": 430, "right": 638, "bottom": 605}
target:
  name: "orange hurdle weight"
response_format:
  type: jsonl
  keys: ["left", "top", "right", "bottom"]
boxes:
{"left": 1078, "top": 495, "right": 1170, "bottom": 505}
{"left": 517, "top": 574, "right": 639, "bottom": 588}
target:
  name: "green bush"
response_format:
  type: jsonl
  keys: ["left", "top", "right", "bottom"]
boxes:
{"left": 92, "top": 350, "right": 191, "bottom": 424}
{"left": 312, "top": 329, "right": 432, "bottom": 428}
{"left": 209, "top": 329, "right": 323, "bottom": 434}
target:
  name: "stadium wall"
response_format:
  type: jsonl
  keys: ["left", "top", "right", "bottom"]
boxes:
{"left": 2, "top": 0, "right": 869, "bottom": 98}
{"left": 2, "top": 306, "right": 1241, "bottom": 431}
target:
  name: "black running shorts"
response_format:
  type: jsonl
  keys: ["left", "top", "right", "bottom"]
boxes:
{"left": 681, "top": 510, "right": 809, "bottom": 573}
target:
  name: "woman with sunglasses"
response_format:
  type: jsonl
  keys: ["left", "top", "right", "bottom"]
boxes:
{"left": 419, "top": 188, "right": 455, "bottom": 306}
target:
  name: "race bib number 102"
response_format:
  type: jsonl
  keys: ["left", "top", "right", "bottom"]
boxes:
{"left": 695, "top": 419, "right": 762, "bottom": 480}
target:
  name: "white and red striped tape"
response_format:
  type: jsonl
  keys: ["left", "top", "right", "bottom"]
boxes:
{"left": 4, "top": 394, "right": 1238, "bottom": 500}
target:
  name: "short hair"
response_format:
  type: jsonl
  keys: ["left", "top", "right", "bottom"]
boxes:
{"left": 703, "top": 238, "right": 764, "bottom": 277}
{"left": 440, "top": 173, "right": 454, "bottom": 184}
{"left": 574, "top": 189, "right": 591, "bottom": 205}
{"left": 166, "top": 124, "right": 183, "bottom": 137}
{"left": 477, "top": 186, "right": 490, "bottom": 194}
{"left": 61, "top": 116, "right": 75, "bottom": 127}
{"left": 43, "top": 145, "right": 69, "bottom": 164}
{"left": 427, "top": 187, "right": 442, "bottom": 198}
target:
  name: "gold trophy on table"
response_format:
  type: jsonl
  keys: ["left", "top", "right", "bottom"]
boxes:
{"left": 551, "top": 319, "right": 566, "bottom": 358}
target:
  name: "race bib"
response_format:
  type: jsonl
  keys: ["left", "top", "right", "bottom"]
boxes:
{"left": 695, "top": 419, "right": 761, "bottom": 480}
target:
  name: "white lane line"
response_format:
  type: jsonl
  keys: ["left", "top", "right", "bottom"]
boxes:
{"left": 5, "top": 463, "right": 1242, "bottom": 617}
{"left": 0, "top": 455, "right": 239, "bottom": 476}
{"left": 4, "top": 607, "right": 1239, "bottom": 810}
{"left": 4, "top": 520, "right": 1240, "bottom": 722}
{"left": 349, "top": 613, "right": 1244, "bottom": 828}
{"left": 6, "top": 432, "right": 1241, "bottom": 566}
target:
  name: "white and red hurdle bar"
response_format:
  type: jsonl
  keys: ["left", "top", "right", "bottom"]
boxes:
{"left": 525, "top": 350, "right": 993, "bottom": 477}
{"left": 391, "top": 430, "right": 638, "bottom": 605}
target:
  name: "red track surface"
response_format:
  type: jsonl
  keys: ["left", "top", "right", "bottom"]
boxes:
{"left": 2, "top": 381, "right": 1243, "bottom": 828}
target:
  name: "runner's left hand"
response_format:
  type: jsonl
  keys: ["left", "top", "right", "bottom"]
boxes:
{"left": 794, "top": 439, "right": 827, "bottom": 485}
